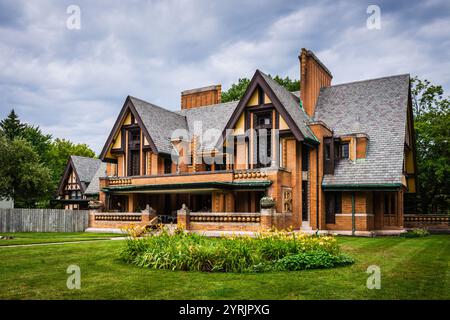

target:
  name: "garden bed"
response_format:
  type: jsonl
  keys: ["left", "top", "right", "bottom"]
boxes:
{"left": 120, "top": 229, "right": 354, "bottom": 272}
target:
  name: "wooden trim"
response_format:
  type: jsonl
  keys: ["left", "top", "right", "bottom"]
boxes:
{"left": 57, "top": 157, "right": 86, "bottom": 195}
{"left": 99, "top": 96, "right": 158, "bottom": 161}
{"left": 218, "top": 70, "right": 305, "bottom": 149}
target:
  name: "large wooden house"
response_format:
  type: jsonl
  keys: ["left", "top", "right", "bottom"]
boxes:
{"left": 91, "top": 48, "right": 416, "bottom": 235}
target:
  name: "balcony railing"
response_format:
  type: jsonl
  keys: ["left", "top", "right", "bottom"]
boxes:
{"left": 233, "top": 169, "right": 268, "bottom": 180}
{"left": 190, "top": 212, "right": 261, "bottom": 223}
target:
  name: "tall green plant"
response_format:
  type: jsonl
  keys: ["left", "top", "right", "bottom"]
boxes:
{"left": 411, "top": 77, "right": 450, "bottom": 214}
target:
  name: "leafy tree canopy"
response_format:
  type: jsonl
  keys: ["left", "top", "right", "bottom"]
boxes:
{"left": 221, "top": 75, "right": 300, "bottom": 103}
{"left": 0, "top": 109, "right": 26, "bottom": 140}
{"left": 0, "top": 136, "right": 53, "bottom": 208}
{"left": 0, "top": 110, "right": 96, "bottom": 208}
{"left": 411, "top": 77, "right": 449, "bottom": 214}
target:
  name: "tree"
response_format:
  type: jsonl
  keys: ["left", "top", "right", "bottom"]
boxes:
{"left": 221, "top": 78, "right": 251, "bottom": 103}
{"left": 0, "top": 136, "right": 53, "bottom": 208}
{"left": 272, "top": 75, "right": 300, "bottom": 92}
{"left": 221, "top": 75, "right": 300, "bottom": 103}
{"left": 0, "top": 109, "right": 25, "bottom": 140}
{"left": 47, "top": 138, "right": 96, "bottom": 186}
{"left": 22, "top": 125, "right": 53, "bottom": 164}
{"left": 0, "top": 110, "right": 97, "bottom": 208}
{"left": 411, "top": 77, "right": 450, "bottom": 214}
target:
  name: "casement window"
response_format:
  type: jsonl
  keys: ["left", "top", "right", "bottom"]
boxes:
{"left": 302, "top": 145, "right": 309, "bottom": 171}
{"left": 254, "top": 112, "right": 273, "bottom": 168}
{"left": 325, "top": 192, "right": 342, "bottom": 224}
{"left": 383, "top": 193, "right": 397, "bottom": 215}
{"left": 214, "top": 155, "right": 227, "bottom": 171}
{"left": 341, "top": 142, "right": 350, "bottom": 159}
{"left": 164, "top": 157, "right": 172, "bottom": 174}
{"left": 69, "top": 190, "right": 82, "bottom": 200}
{"left": 323, "top": 137, "right": 335, "bottom": 174}
{"left": 127, "top": 128, "right": 141, "bottom": 176}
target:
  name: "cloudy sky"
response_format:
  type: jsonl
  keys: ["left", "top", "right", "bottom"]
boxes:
{"left": 0, "top": 0, "right": 449, "bottom": 153}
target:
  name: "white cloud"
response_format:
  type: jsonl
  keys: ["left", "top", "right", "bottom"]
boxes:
{"left": 0, "top": 0, "right": 449, "bottom": 154}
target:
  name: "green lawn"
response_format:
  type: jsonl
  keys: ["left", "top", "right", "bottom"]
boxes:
{"left": 0, "top": 232, "right": 123, "bottom": 246}
{"left": 0, "top": 234, "right": 448, "bottom": 299}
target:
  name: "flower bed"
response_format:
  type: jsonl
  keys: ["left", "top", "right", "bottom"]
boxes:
{"left": 120, "top": 228, "right": 354, "bottom": 273}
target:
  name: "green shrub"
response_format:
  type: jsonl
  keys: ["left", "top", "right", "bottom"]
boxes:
{"left": 120, "top": 229, "right": 353, "bottom": 273}
{"left": 400, "top": 228, "right": 430, "bottom": 238}
{"left": 275, "top": 251, "right": 354, "bottom": 271}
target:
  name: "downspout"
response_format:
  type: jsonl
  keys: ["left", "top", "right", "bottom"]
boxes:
{"left": 351, "top": 192, "right": 356, "bottom": 236}
{"left": 316, "top": 146, "right": 319, "bottom": 231}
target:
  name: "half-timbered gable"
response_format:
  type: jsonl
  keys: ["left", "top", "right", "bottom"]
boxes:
{"left": 57, "top": 156, "right": 104, "bottom": 209}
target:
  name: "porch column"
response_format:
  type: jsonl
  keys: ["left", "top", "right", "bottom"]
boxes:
{"left": 128, "top": 194, "right": 136, "bottom": 212}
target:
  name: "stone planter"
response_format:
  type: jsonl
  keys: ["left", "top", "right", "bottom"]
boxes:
{"left": 260, "top": 197, "right": 276, "bottom": 209}
{"left": 88, "top": 200, "right": 103, "bottom": 210}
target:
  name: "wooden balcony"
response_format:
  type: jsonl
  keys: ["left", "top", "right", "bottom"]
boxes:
{"left": 100, "top": 169, "right": 277, "bottom": 192}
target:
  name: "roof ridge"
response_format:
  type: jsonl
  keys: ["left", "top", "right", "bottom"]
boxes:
{"left": 325, "top": 73, "right": 410, "bottom": 89}
{"left": 176, "top": 100, "right": 239, "bottom": 113}
{"left": 129, "top": 96, "right": 183, "bottom": 118}
{"left": 70, "top": 155, "right": 99, "bottom": 161}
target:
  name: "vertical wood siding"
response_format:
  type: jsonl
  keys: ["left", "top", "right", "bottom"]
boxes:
{"left": 0, "top": 209, "right": 89, "bottom": 232}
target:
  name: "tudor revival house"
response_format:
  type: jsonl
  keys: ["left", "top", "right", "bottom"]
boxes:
{"left": 93, "top": 48, "right": 416, "bottom": 235}
{"left": 56, "top": 156, "right": 106, "bottom": 210}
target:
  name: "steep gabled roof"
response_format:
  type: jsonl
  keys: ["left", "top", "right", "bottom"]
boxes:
{"left": 130, "top": 96, "right": 188, "bottom": 154}
{"left": 58, "top": 156, "right": 103, "bottom": 194}
{"left": 259, "top": 71, "right": 317, "bottom": 142}
{"left": 221, "top": 70, "right": 318, "bottom": 146}
{"left": 177, "top": 100, "right": 239, "bottom": 150}
{"left": 314, "top": 74, "right": 411, "bottom": 186}
{"left": 84, "top": 162, "right": 107, "bottom": 195}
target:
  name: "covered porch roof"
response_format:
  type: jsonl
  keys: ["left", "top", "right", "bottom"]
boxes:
{"left": 102, "top": 181, "right": 272, "bottom": 194}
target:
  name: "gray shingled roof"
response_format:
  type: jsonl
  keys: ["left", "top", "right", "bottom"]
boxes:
{"left": 84, "top": 162, "right": 107, "bottom": 195}
{"left": 314, "top": 74, "right": 410, "bottom": 186}
{"left": 130, "top": 96, "right": 188, "bottom": 154}
{"left": 177, "top": 101, "right": 239, "bottom": 150}
{"left": 259, "top": 71, "right": 318, "bottom": 142}
{"left": 70, "top": 156, "right": 103, "bottom": 191}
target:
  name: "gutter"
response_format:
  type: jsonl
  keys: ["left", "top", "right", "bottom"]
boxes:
{"left": 322, "top": 183, "right": 403, "bottom": 191}
{"left": 351, "top": 192, "right": 356, "bottom": 236}
{"left": 316, "top": 147, "right": 319, "bottom": 231}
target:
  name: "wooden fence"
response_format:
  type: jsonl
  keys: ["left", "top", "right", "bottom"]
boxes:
{"left": 0, "top": 209, "right": 89, "bottom": 232}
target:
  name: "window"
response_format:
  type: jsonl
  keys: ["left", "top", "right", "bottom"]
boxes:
{"left": 341, "top": 143, "right": 349, "bottom": 159}
{"left": 127, "top": 128, "right": 141, "bottom": 176}
{"left": 384, "top": 193, "right": 397, "bottom": 215}
{"left": 323, "top": 137, "right": 334, "bottom": 174}
{"left": 325, "top": 143, "right": 331, "bottom": 160}
{"left": 164, "top": 157, "right": 172, "bottom": 174}
{"left": 302, "top": 145, "right": 309, "bottom": 171}
{"left": 325, "top": 192, "right": 342, "bottom": 224}
{"left": 215, "top": 155, "right": 227, "bottom": 171}
{"left": 254, "top": 112, "right": 273, "bottom": 168}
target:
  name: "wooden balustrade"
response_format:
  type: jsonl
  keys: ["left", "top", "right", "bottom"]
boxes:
{"left": 233, "top": 169, "right": 268, "bottom": 180}
{"left": 404, "top": 214, "right": 449, "bottom": 225}
{"left": 94, "top": 214, "right": 142, "bottom": 222}
{"left": 108, "top": 178, "right": 132, "bottom": 186}
{"left": 190, "top": 212, "right": 261, "bottom": 223}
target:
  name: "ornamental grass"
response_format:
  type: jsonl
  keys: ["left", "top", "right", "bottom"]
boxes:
{"left": 120, "top": 227, "right": 353, "bottom": 273}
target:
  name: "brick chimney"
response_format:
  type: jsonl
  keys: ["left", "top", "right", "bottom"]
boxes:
{"left": 181, "top": 84, "right": 221, "bottom": 110}
{"left": 299, "top": 48, "right": 332, "bottom": 117}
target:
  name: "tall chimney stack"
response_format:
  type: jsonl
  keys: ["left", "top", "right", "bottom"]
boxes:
{"left": 299, "top": 48, "right": 332, "bottom": 117}
{"left": 181, "top": 84, "right": 221, "bottom": 110}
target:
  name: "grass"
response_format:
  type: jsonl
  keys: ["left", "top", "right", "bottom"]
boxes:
{"left": 0, "top": 234, "right": 448, "bottom": 299}
{"left": 0, "top": 232, "right": 123, "bottom": 246}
